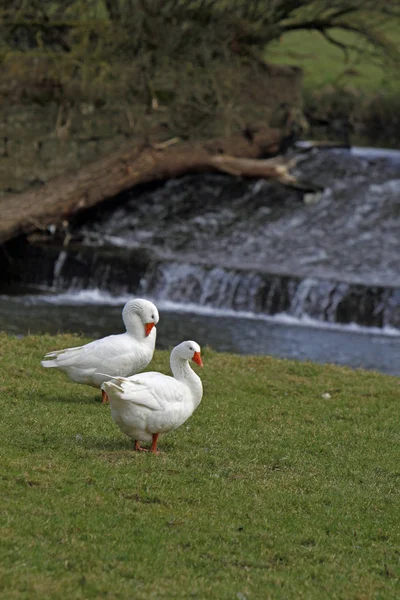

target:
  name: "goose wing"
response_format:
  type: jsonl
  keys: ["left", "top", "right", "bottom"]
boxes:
{"left": 105, "top": 372, "right": 186, "bottom": 412}
{"left": 42, "top": 334, "right": 131, "bottom": 370}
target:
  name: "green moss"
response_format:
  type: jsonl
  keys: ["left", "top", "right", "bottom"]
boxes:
{"left": 0, "top": 333, "right": 399, "bottom": 598}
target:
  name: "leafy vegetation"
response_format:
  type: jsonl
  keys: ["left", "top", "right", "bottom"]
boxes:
{"left": 1, "top": 2, "right": 399, "bottom": 137}
{"left": 1, "top": 333, "right": 399, "bottom": 598}
{"left": 2, "top": 1, "right": 399, "bottom": 62}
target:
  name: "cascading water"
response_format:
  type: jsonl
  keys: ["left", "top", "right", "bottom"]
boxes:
{"left": 1, "top": 146, "right": 400, "bottom": 373}
{"left": 137, "top": 261, "right": 399, "bottom": 328}
{"left": 53, "top": 250, "right": 68, "bottom": 284}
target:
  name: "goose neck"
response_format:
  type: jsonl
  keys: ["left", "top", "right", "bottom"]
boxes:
{"left": 170, "top": 351, "right": 200, "bottom": 387}
{"left": 170, "top": 354, "right": 203, "bottom": 409}
{"left": 125, "top": 314, "right": 145, "bottom": 339}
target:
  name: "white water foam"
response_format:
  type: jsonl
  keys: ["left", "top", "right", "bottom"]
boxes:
{"left": 2, "top": 288, "right": 399, "bottom": 338}
{"left": 295, "top": 142, "right": 400, "bottom": 162}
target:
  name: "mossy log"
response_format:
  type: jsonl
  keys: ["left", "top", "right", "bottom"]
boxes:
{"left": 0, "top": 125, "right": 299, "bottom": 245}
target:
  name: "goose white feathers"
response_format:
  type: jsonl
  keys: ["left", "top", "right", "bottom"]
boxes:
{"left": 41, "top": 298, "right": 159, "bottom": 402}
{"left": 101, "top": 340, "right": 203, "bottom": 453}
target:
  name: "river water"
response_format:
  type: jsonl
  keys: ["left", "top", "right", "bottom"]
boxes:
{"left": 1, "top": 291, "right": 399, "bottom": 375}
{"left": 1, "top": 145, "right": 399, "bottom": 375}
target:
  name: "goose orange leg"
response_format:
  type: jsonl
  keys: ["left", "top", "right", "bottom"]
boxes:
{"left": 150, "top": 433, "right": 160, "bottom": 454}
{"left": 101, "top": 390, "right": 109, "bottom": 404}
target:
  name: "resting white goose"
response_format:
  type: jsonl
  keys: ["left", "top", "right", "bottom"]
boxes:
{"left": 41, "top": 298, "right": 159, "bottom": 403}
{"left": 101, "top": 340, "right": 203, "bottom": 453}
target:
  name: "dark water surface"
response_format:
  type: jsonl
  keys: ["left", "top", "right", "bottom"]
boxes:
{"left": 1, "top": 293, "right": 399, "bottom": 376}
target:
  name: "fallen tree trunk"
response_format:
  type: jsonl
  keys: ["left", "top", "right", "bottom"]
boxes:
{"left": 0, "top": 125, "right": 298, "bottom": 245}
{"left": 208, "top": 154, "right": 298, "bottom": 184}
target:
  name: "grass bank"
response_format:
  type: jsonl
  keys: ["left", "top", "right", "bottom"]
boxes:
{"left": 268, "top": 27, "right": 400, "bottom": 93}
{"left": 267, "top": 26, "right": 400, "bottom": 145}
{"left": 1, "top": 333, "right": 399, "bottom": 599}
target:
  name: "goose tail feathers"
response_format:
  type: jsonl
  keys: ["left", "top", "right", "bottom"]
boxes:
{"left": 101, "top": 380, "right": 125, "bottom": 394}
{"left": 41, "top": 359, "right": 57, "bottom": 368}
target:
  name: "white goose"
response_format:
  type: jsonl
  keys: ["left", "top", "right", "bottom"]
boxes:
{"left": 101, "top": 340, "right": 204, "bottom": 453}
{"left": 41, "top": 298, "right": 159, "bottom": 403}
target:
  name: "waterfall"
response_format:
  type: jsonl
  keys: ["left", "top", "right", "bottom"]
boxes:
{"left": 11, "top": 242, "right": 400, "bottom": 330}
{"left": 138, "top": 261, "right": 400, "bottom": 329}
{"left": 4, "top": 150, "right": 400, "bottom": 334}
{"left": 289, "top": 279, "right": 350, "bottom": 322}
{"left": 53, "top": 250, "right": 68, "bottom": 286}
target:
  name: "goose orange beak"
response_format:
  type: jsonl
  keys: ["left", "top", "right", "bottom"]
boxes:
{"left": 145, "top": 322, "right": 155, "bottom": 337}
{"left": 192, "top": 351, "right": 203, "bottom": 367}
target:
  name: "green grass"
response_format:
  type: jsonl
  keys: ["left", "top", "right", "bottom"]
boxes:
{"left": 1, "top": 333, "right": 399, "bottom": 599}
{"left": 267, "top": 27, "right": 400, "bottom": 95}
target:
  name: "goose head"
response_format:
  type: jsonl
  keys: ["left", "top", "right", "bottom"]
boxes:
{"left": 122, "top": 299, "right": 159, "bottom": 337}
{"left": 173, "top": 340, "right": 203, "bottom": 367}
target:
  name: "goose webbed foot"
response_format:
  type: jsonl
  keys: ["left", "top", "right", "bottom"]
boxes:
{"left": 134, "top": 440, "right": 148, "bottom": 452}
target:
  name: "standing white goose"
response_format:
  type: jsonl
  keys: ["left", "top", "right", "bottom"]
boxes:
{"left": 101, "top": 340, "right": 204, "bottom": 453}
{"left": 41, "top": 298, "right": 159, "bottom": 403}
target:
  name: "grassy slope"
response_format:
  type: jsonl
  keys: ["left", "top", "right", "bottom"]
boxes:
{"left": 267, "top": 27, "right": 400, "bottom": 95}
{"left": 0, "top": 333, "right": 399, "bottom": 599}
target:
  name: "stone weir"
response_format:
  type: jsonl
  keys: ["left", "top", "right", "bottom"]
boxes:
{"left": 2, "top": 144, "right": 400, "bottom": 331}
